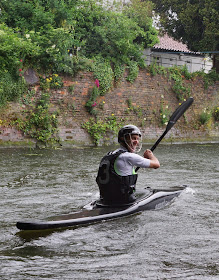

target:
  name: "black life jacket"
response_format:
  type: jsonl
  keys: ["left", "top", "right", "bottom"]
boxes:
{"left": 96, "top": 150, "right": 138, "bottom": 205}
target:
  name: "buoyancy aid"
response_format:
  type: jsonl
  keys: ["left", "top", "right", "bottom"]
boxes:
{"left": 96, "top": 150, "right": 138, "bottom": 204}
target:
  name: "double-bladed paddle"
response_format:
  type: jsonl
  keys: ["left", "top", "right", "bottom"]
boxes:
{"left": 136, "top": 97, "right": 194, "bottom": 172}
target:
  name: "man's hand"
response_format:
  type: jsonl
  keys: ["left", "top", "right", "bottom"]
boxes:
{"left": 143, "top": 149, "right": 153, "bottom": 159}
{"left": 143, "top": 149, "right": 160, "bottom": 169}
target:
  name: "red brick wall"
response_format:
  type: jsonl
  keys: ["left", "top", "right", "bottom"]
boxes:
{"left": 0, "top": 69, "right": 218, "bottom": 145}
{"left": 60, "top": 70, "right": 219, "bottom": 125}
{"left": 56, "top": 69, "right": 219, "bottom": 144}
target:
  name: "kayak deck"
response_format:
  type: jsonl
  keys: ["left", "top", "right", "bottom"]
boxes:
{"left": 16, "top": 186, "right": 186, "bottom": 231}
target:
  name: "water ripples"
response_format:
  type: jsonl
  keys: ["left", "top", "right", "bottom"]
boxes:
{"left": 0, "top": 144, "right": 219, "bottom": 279}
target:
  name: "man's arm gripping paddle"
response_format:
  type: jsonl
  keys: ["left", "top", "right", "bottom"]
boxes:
{"left": 136, "top": 97, "right": 194, "bottom": 172}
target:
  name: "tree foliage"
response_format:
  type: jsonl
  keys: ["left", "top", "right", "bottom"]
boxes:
{"left": 124, "top": 0, "right": 159, "bottom": 48}
{"left": 0, "top": 0, "right": 158, "bottom": 72}
{"left": 150, "top": 0, "right": 219, "bottom": 72}
{"left": 0, "top": 23, "right": 38, "bottom": 105}
{"left": 71, "top": 2, "right": 145, "bottom": 65}
{"left": 0, "top": 0, "right": 159, "bottom": 108}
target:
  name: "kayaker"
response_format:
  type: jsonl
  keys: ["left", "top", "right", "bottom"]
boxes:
{"left": 96, "top": 124, "right": 160, "bottom": 205}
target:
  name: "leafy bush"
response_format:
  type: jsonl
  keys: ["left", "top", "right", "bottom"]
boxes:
{"left": 92, "top": 57, "right": 114, "bottom": 95}
{"left": 85, "top": 81, "right": 100, "bottom": 116}
{"left": 160, "top": 99, "right": 171, "bottom": 126}
{"left": 181, "top": 65, "right": 192, "bottom": 80}
{"left": 82, "top": 115, "right": 122, "bottom": 146}
{"left": 169, "top": 66, "right": 191, "bottom": 101}
{"left": 0, "top": 24, "right": 40, "bottom": 73}
{"left": 114, "top": 62, "right": 126, "bottom": 83}
{"left": 0, "top": 73, "right": 27, "bottom": 106}
{"left": 126, "top": 61, "right": 139, "bottom": 83}
{"left": 148, "top": 63, "right": 167, "bottom": 76}
{"left": 0, "top": 23, "right": 38, "bottom": 105}
{"left": 15, "top": 92, "right": 60, "bottom": 147}
{"left": 203, "top": 69, "right": 219, "bottom": 89}
{"left": 199, "top": 108, "right": 212, "bottom": 125}
{"left": 0, "top": 0, "right": 159, "bottom": 105}
{"left": 39, "top": 74, "right": 63, "bottom": 90}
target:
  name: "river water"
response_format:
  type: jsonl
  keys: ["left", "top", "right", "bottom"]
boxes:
{"left": 0, "top": 143, "right": 218, "bottom": 280}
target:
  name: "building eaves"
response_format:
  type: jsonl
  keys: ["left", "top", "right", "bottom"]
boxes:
{"left": 153, "top": 33, "right": 199, "bottom": 55}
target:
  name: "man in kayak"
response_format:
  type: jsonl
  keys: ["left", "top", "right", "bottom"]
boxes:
{"left": 96, "top": 124, "right": 160, "bottom": 205}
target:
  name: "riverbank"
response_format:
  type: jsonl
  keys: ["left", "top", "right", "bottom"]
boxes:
{"left": 0, "top": 128, "right": 218, "bottom": 148}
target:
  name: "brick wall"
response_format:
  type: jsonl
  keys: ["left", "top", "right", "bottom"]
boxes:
{"left": 0, "top": 69, "right": 218, "bottom": 146}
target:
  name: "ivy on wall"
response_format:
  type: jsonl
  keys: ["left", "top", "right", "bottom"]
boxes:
{"left": 14, "top": 91, "right": 60, "bottom": 148}
{"left": 82, "top": 115, "right": 124, "bottom": 146}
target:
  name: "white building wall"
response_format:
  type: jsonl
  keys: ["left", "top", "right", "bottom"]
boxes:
{"left": 143, "top": 49, "right": 213, "bottom": 73}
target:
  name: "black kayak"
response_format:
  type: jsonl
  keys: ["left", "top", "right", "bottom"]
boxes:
{"left": 16, "top": 186, "right": 186, "bottom": 231}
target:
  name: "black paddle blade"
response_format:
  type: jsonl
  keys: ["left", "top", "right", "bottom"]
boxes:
{"left": 166, "top": 97, "right": 194, "bottom": 131}
{"left": 150, "top": 97, "right": 194, "bottom": 151}
{"left": 135, "top": 97, "right": 194, "bottom": 172}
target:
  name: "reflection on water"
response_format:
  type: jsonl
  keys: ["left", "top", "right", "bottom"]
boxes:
{"left": 0, "top": 143, "right": 219, "bottom": 279}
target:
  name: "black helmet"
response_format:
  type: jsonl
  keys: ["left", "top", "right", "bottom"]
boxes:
{"left": 118, "top": 125, "right": 141, "bottom": 143}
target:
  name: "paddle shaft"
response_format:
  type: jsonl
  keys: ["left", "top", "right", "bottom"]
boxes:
{"left": 135, "top": 97, "right": 194, "bottom": 172}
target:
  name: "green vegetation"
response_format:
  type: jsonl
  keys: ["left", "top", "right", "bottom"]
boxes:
{"left": 114, "top": 62, "right": 126, "bottom": 83}
{"left": 82, "top": 116, "right": 123, "bottom": 146}
{"left": 148, "top": 63, "right": 191, "bottom": 101}
{"left": 148, "top": 62, "right": 167, "bottom": 76}
{"left": 198, "top": 108, "right": 212, "bottom": 125}
{"left": 0, "top": 75, "right": 28, "bottom": 106}
{"left": 0, "top": 0, "right": 158, "bottom": 146}
{"left": 169, "top": 66, "right": 191, "bottom": 101}
{"left": 0, "top": 0, "right": 158, "bottom": 105}
{"left": 148, "top": 63, "right": 219, "bottom": 101}
{"left": 203, "top": 69, "right": 219, "bottom": 89}
{"left": 125, "top": 98, "right": 143, "bottom": 118}
{"left": 39, "top": 74, "right": 64, "bottom": 90}
{"left": 92, "top": 58, "right": 114, "bottom": 96}
{"left": 126, "top": 61, "right": 139, "bottom": 83}
{"left": 15, "top": 92, "right": 60, "bottom": 147}
{"left": 160, "top": 97, "right": 171, "bottom": 126}
{"left": 0, "top": 23, "right": 37, "bottom": 106}
{"left": 198, "top": 106, "right": 219, "bottom": 128}
{"left": 213, "top": 107, "right": 219, "bottom": 122}
{"left": 85, "top": 80, "right": 100, "bottom": 116}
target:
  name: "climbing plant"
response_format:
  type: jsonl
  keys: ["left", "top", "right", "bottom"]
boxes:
{"left": 15, "top": 92, "right": 60, "bottom": 147}
{"left": 82, "top": 115, "right": 123, "bottom": 146}
{"left": 85, "top": 79, "right": 100, "bottom": 116}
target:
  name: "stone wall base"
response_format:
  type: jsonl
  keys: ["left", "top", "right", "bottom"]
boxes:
{"left": 1, "top": 126, "right": 218, "bottom": 147}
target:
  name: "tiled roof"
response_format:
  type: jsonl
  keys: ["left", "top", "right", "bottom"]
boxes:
{"left": 153, "top": 33, "right": 193, "bottom": 53}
